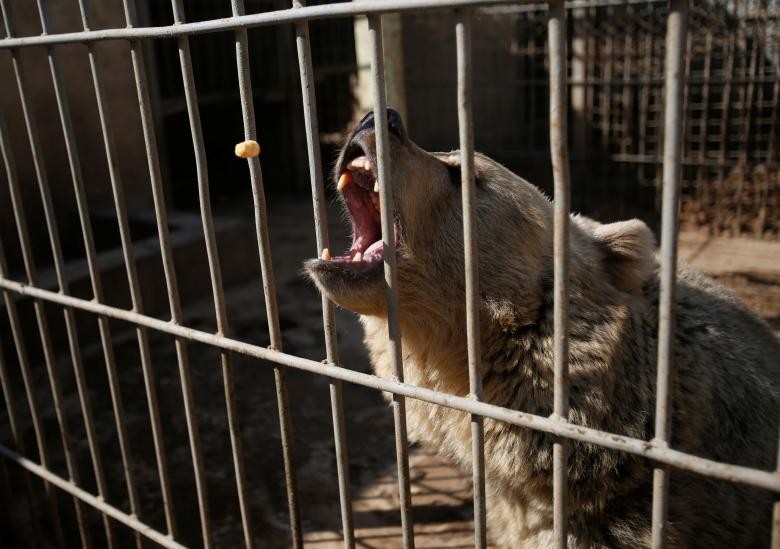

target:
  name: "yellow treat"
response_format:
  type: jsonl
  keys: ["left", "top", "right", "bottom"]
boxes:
{"left": 234, "top": 140, "right": 261, "bottom": 158}
{"left": 321, "top": 248, "right": 332, "bottom": 260}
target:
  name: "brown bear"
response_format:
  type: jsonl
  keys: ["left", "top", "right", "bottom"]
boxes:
{"left": 306, "top": 109, "right": 780, "bottom": 548}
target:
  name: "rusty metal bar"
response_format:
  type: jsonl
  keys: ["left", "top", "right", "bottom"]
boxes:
{"left": 652, "top": 1, "right": 688, "bottom": 548}
{"left": 0, "top": 0, "right": 528, "bottom": 49}
{"left": 36, "top": 3, "right": 148, "bottom": 547}
{"left": 119, "top": 0, "right": 206, "bottom": 540}
{"left": 0, "top": 0, "right": 678, "bottom": 51}
{"left": 0, "top": 443, "right": 186, "bottom": 549}
{"left": 165, "top": 0, "right": 258, "bottom": 539}
{"left": 548, "top": 1, "right": 571, "bottom": 547}
{"left": 3, "top": 278, "right": 780, "bottom": 495}
{"left": 455, "top": 10, "right": 487, "bottom": 549}
{"left": 230, "top": 0, "right": 303, "bottom": 546}
{"left": 0, "top": 5, "right": 102, "bottom": 546}
{"left": 0, "top": 106, "right": 93, "bottom": 547}
{"left": 164, "top": 1, "right": 229, "bottom": 547}
{"left": 367, "top": 14, "right": 415, "bottom": 548}
{"left": 290, "top": 0, "right": 355, "bottom": 545}
{"left": 0, "top": 123, "right": 65, "bottom": 549}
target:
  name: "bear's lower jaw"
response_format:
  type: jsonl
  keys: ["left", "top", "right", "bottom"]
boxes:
{"left": 304, "top": 258, "right": 386, "bottom": 315}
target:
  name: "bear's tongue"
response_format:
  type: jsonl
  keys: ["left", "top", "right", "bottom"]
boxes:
{"left": 319, "top": 153, "right": 401, "bottom": 270}
{"left": 320, "top": 155, "right": 385, "bottom": 268}
{"left": 363, "top": 239, "right": 383, "bottom": 261}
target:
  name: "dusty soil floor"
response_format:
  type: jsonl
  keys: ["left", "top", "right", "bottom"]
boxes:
{"left": 1, "top": 200, "right": 778, "bottom": 548}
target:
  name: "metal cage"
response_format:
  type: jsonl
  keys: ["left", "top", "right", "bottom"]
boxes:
{"left": 0, "top": 0, "right": 777, "bottom": 548}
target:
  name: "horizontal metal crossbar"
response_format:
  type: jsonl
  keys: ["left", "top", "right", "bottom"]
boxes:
{"left": 2, "top": 276, "right": 778, "bottom": 495}
{"left": 0, "top": 444, "right": 186, "bottom": 549}
{"left": 0, "top": 0, "right": 677, "bottom": 50}
{"left": 0, "top": 0, "right": 519, "bottom": 48}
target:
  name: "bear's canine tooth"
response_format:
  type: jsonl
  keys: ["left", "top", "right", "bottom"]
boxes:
{"left": 352, "top": 252, "right": 362, "bottom": 262}
{"left": 337, "top": 172, "right": 351, "bottom": 190}
{"left": 373, "top": 181, "right": 380, "bottom": 193}
{"left": 321, "top": 248, "right": 331, "bottom": 260}
{"left": 364, "top": 160, "right": 373, "bottom": 171}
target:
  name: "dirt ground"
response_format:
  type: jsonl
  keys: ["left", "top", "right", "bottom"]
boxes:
{"left": 1, "top": 200, "right": 778, "bottom": 548}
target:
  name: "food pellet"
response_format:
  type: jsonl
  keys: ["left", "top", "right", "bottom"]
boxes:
{"left": 234, "top": 140, "right": 261, "bottom": 158}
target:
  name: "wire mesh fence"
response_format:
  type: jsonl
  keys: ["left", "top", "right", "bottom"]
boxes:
{"left": 0, "top": 0, "right": 778, "bottom": 548}
{"left": 403, "top": 0, "right": 779, "bottom": 236}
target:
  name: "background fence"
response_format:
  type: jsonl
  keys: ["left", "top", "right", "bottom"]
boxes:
{"left": 403, "top": 0, "right": 779, "bottom": 235}
{"left": 0, "top": 0, "right": 778, "bottom": 548}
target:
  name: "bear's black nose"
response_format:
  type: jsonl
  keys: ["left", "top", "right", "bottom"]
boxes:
{"left": 356, "top": 108, "right": 403, "bottom": 139}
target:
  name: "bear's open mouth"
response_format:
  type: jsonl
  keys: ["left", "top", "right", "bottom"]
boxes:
{"left": 320, "top": 142, "right": 399, "bottom": 274}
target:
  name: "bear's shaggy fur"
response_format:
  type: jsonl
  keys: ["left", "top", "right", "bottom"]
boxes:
{"left": 306, "top": 113, "right": 780, "bottom": 547}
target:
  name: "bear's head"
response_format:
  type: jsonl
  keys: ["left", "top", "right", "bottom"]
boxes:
{"left": 305, "top": 109, "right": 656, "bottom": 332}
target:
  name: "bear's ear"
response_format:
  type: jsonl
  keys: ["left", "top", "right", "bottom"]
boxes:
{"left": 437, "top": 153, "right": 484, "bottom": 187}
{"left": 593, "top": 219, "right": 656, "bottom": 293}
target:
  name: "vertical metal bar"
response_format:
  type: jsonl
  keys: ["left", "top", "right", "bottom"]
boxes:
{"left": 288, "top": 0, "right": 354, "bottom": 546}
{"left": 119, "top": 0, "right": 205, "bottom": 540}
{"left": 0, "top": 117, "right": 82, "bottom": 549}
{"left": 455, "top": 10, "right": 486, "bottom": 549}
{"left": 651, "top": 2, "right": 688, "bottom": 548}
{"left": 228, "top": 1, "right": 302, "bottom": 547}
{"left": 117, "top": 0, "right": 214, "bottom": 544}
{"left": 167, "top": 1, "right": 271, "bottom": 546}
{"left": 0, "top": 135, "right": 65, "bottom": 549}
{"left": 1, "top": 6, "right": 106, "bottom": 546}
{"left": 548, "top": 1, "right": 570, "bottom": 548}
{"left": 165, "top": 18, "right": 254, "bottom": 546}
{"left": 35, "top": 3, "right": 146, "bottom": 547}
{"left": 367, "top": 15, "right": 415, "bottom": 549}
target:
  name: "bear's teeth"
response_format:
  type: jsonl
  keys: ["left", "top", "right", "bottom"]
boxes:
{"left": 321, "top": 248, "right": 331, "bottom": 260}
{"left": 347, "top": 158, "right": 371, "bottom": 172}
{"left": 373, "top": 181, "right": 380, "bottom": 193}
{"left": 352, "top": 252, "right": 363, "bottom": 262}
{"left": 337, "top": 172, "right": 351, "bottom": 190}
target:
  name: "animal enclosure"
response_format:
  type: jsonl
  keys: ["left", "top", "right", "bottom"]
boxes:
{"left": 0, "top": 0, "right": 778, "bottom": 548}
